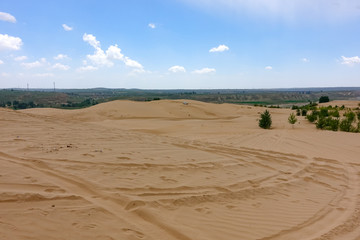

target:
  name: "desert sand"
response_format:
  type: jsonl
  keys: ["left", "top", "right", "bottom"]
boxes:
{"left": 1, "top": 99, "right": 360, "bottom": 240}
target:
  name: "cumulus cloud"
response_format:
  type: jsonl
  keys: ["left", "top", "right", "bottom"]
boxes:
{"left": 83, "top": 33, "right": 100, "bottom": 48}
{"left": 54, "top": 54, "right": 69, "bottom": 60}
{"left": 340, "top": 56, "right": 360, "bottom": 66}
{"left": 192, "top": 67, "right": 216, "bottom": 74}
{"left": 0, "top": 34, "right": 22, "bottom": 51}
{"left": 106, "top": 45, "right": 124, "bottom": 60}
{"left": 52, "top": 63, "right": 70, "bottom": 71}
{"left": 62, "top": 24, "right": 73, "bottom": 31}
{"left": 83, "top": 33, "right": 115, "bottom": 67}
{"left": 83, "top": 33, "right": 143, "bottom": 71}
{"left": 77, "top": 65, "right": 98, "bottom": 72}
{"left": 0, "top": 59, "right": 3, "bottom": 64}
{"left": 209, "top": 44, "right": 229, "bottom": 53}
{"left": 265, "top": 66, "right": 273, "bottom": 70}
{"left": 168, "top": 65, "right": 186, "bottom": 73}
{"left": 21, "top": 58, "right": 47, "bottom": 69}
{"left": 14, "top": 55, "right": 27, "bottom": 61}
{"left": 0, "top": 12, "right": 16, "bottom": 23}
{"left": 148, "top": 23, "right": 156, "bottom": 29}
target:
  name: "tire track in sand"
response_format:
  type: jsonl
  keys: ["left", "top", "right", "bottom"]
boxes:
{"left": 0, "top": 151, "right": 192, "bottom": 240}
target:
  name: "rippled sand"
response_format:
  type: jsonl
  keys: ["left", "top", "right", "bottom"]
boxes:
{"left": 1, "top": 100, "right": 360, "bottom": 240}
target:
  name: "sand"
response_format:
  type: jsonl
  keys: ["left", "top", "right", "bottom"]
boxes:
{"left": 1, "top": 99, "right": 360, "bottom": 240}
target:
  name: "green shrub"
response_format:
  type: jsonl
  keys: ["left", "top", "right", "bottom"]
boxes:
{"left": 344, "top": 111, "right": 356, "bottom": 122}
{"left": 339, "top": 119, "right": 354, "bottom": 132}
{"left": 306, "top": 110, "right": 318, "bottom": 123}
{"left": 301, "top": 109, "right": 308, "bottom": 116}
{"left": 288, "top": 113, "right": 297, "bottom": 126}
{"left": 319, "top": 107, "right": 329, "bottom": 118}
{"left": 259, "top": 110, "right": 272, "bottom": 129}
{"left": 329, "top": 109, "right": 340, "bottom": 118}
{"left": 316, "top": 117, "right": 339, "bottom": 131}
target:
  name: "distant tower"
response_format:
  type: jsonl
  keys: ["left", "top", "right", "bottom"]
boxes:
{"left": 53, "top": 82, "right": 56, "bottom": 92}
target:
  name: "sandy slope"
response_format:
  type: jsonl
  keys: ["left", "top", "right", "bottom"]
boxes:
{"left": 1, "top": 99, "right": 360, "bottom": 240}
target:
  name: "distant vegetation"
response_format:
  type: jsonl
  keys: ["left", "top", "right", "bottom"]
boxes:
{"left": 0, "top": 88, "right": 359, "bottom": 110}
{"left": 319, "top": 96, "right": 330, "bottom": 103}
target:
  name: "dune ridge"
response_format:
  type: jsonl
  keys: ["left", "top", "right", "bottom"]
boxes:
{"left": 1, "top": 99, "right": 360, "bottom": 240}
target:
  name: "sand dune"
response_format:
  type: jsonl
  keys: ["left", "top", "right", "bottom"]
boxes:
{"left": 1, "top": 100, "right": 360, "bottom": 240}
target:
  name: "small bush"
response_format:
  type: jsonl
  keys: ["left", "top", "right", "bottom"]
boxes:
{"left": 288, "top": 113, "right": 297, "bottom": 125}
{"left": 301, "top": 109, "right": 308, "bottom": 116}
{"left": 316, "top": 117, "right": 339, "bottom": 131}
{"left": 259, "top": 110, "right": 272, "bottom": 129}
{"left": 306, "top": 110, "right": 318, "bottom": 123}
{"left": 339, "top": 119, "right": 354, "bottom": 132}
{"left": 329, "top": 109, "right": 340, "bottom": 118}
{"left": 319, "top": 107, "right": 329, "bottom": 118}
{"left": 344, "top": 111, "right": 356, "bottom": 122}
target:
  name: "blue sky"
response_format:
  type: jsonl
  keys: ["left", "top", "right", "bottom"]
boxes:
{"left": 0, "top": 0, "right": 359, "bottom": 89}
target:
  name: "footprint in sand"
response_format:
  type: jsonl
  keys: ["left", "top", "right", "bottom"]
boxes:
{"left": 195, "top": 207, "right": 211, "bottom": 214}
{"left": 122, "top": 228, "right": 145, "bottom": 239}
{"left": 125, "top": 200, "right": 146, "bottom": 211}
{"left": 160, "top": 176, "right": 178, "bottom": 183}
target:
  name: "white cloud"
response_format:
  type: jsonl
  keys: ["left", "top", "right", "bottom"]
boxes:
{"left": 209, "top": 44, "right": 229, "bottom": 53}
{"left": 21, "top": 58, "right": 47, "bottom": 69}
{"left": 124, "top": 57, "right": 143, "bottom": 69}
{"left": 0, "top": 12, "right": 16, "bottom": 23}
{"left": 62, "top": 24, "right": 73, "bottom": 31}
{"left": 83, "top": 33, "right": 114, "bottom": 67}
{"left": 148, "top": 23, "right": 156, "bottom": 29}
{"left": 52, "top": 63, "right": 70, "bottom": 71}
{"left": 192, "top": 67, "right": 216, "bottom": 74}
{"left": 14, "top": 55, "right": 27, "bottom": 61}
{"left": 82, "top": 33, "right": 143, "bottom": 71}
{"left": 87, "top": 48, "right": 113, "bottom": 67}
{"left": 0, "top": 59, "right": 3, "bottom": 64}
{"left": 77, "top": 65, "right": 98, "bottom": 72}
{"left": 106, "top": 45, "right": 124, "bottom": 60}
{"left": 34, "top": 73, "right": 54, "bottom": 78}
{"left": 302, "top": 58, "right": 309, "bottom": 62}
{"left": 168, "top": 65, "right": 186, "bottom": 73}
{"left": 83, "top": 33, "right": 100, "bottom": 48}
{"left": 265, "top": 66, "right": 273, "bottom": 70}
{"left": 0, "top": 34, "right": 22, "bottom": 51}
{"left": 54, "top": 54, "right": 69, "bottom": 60}
{"left": 341, "top": 56, "right": 360, "bottom": 66}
